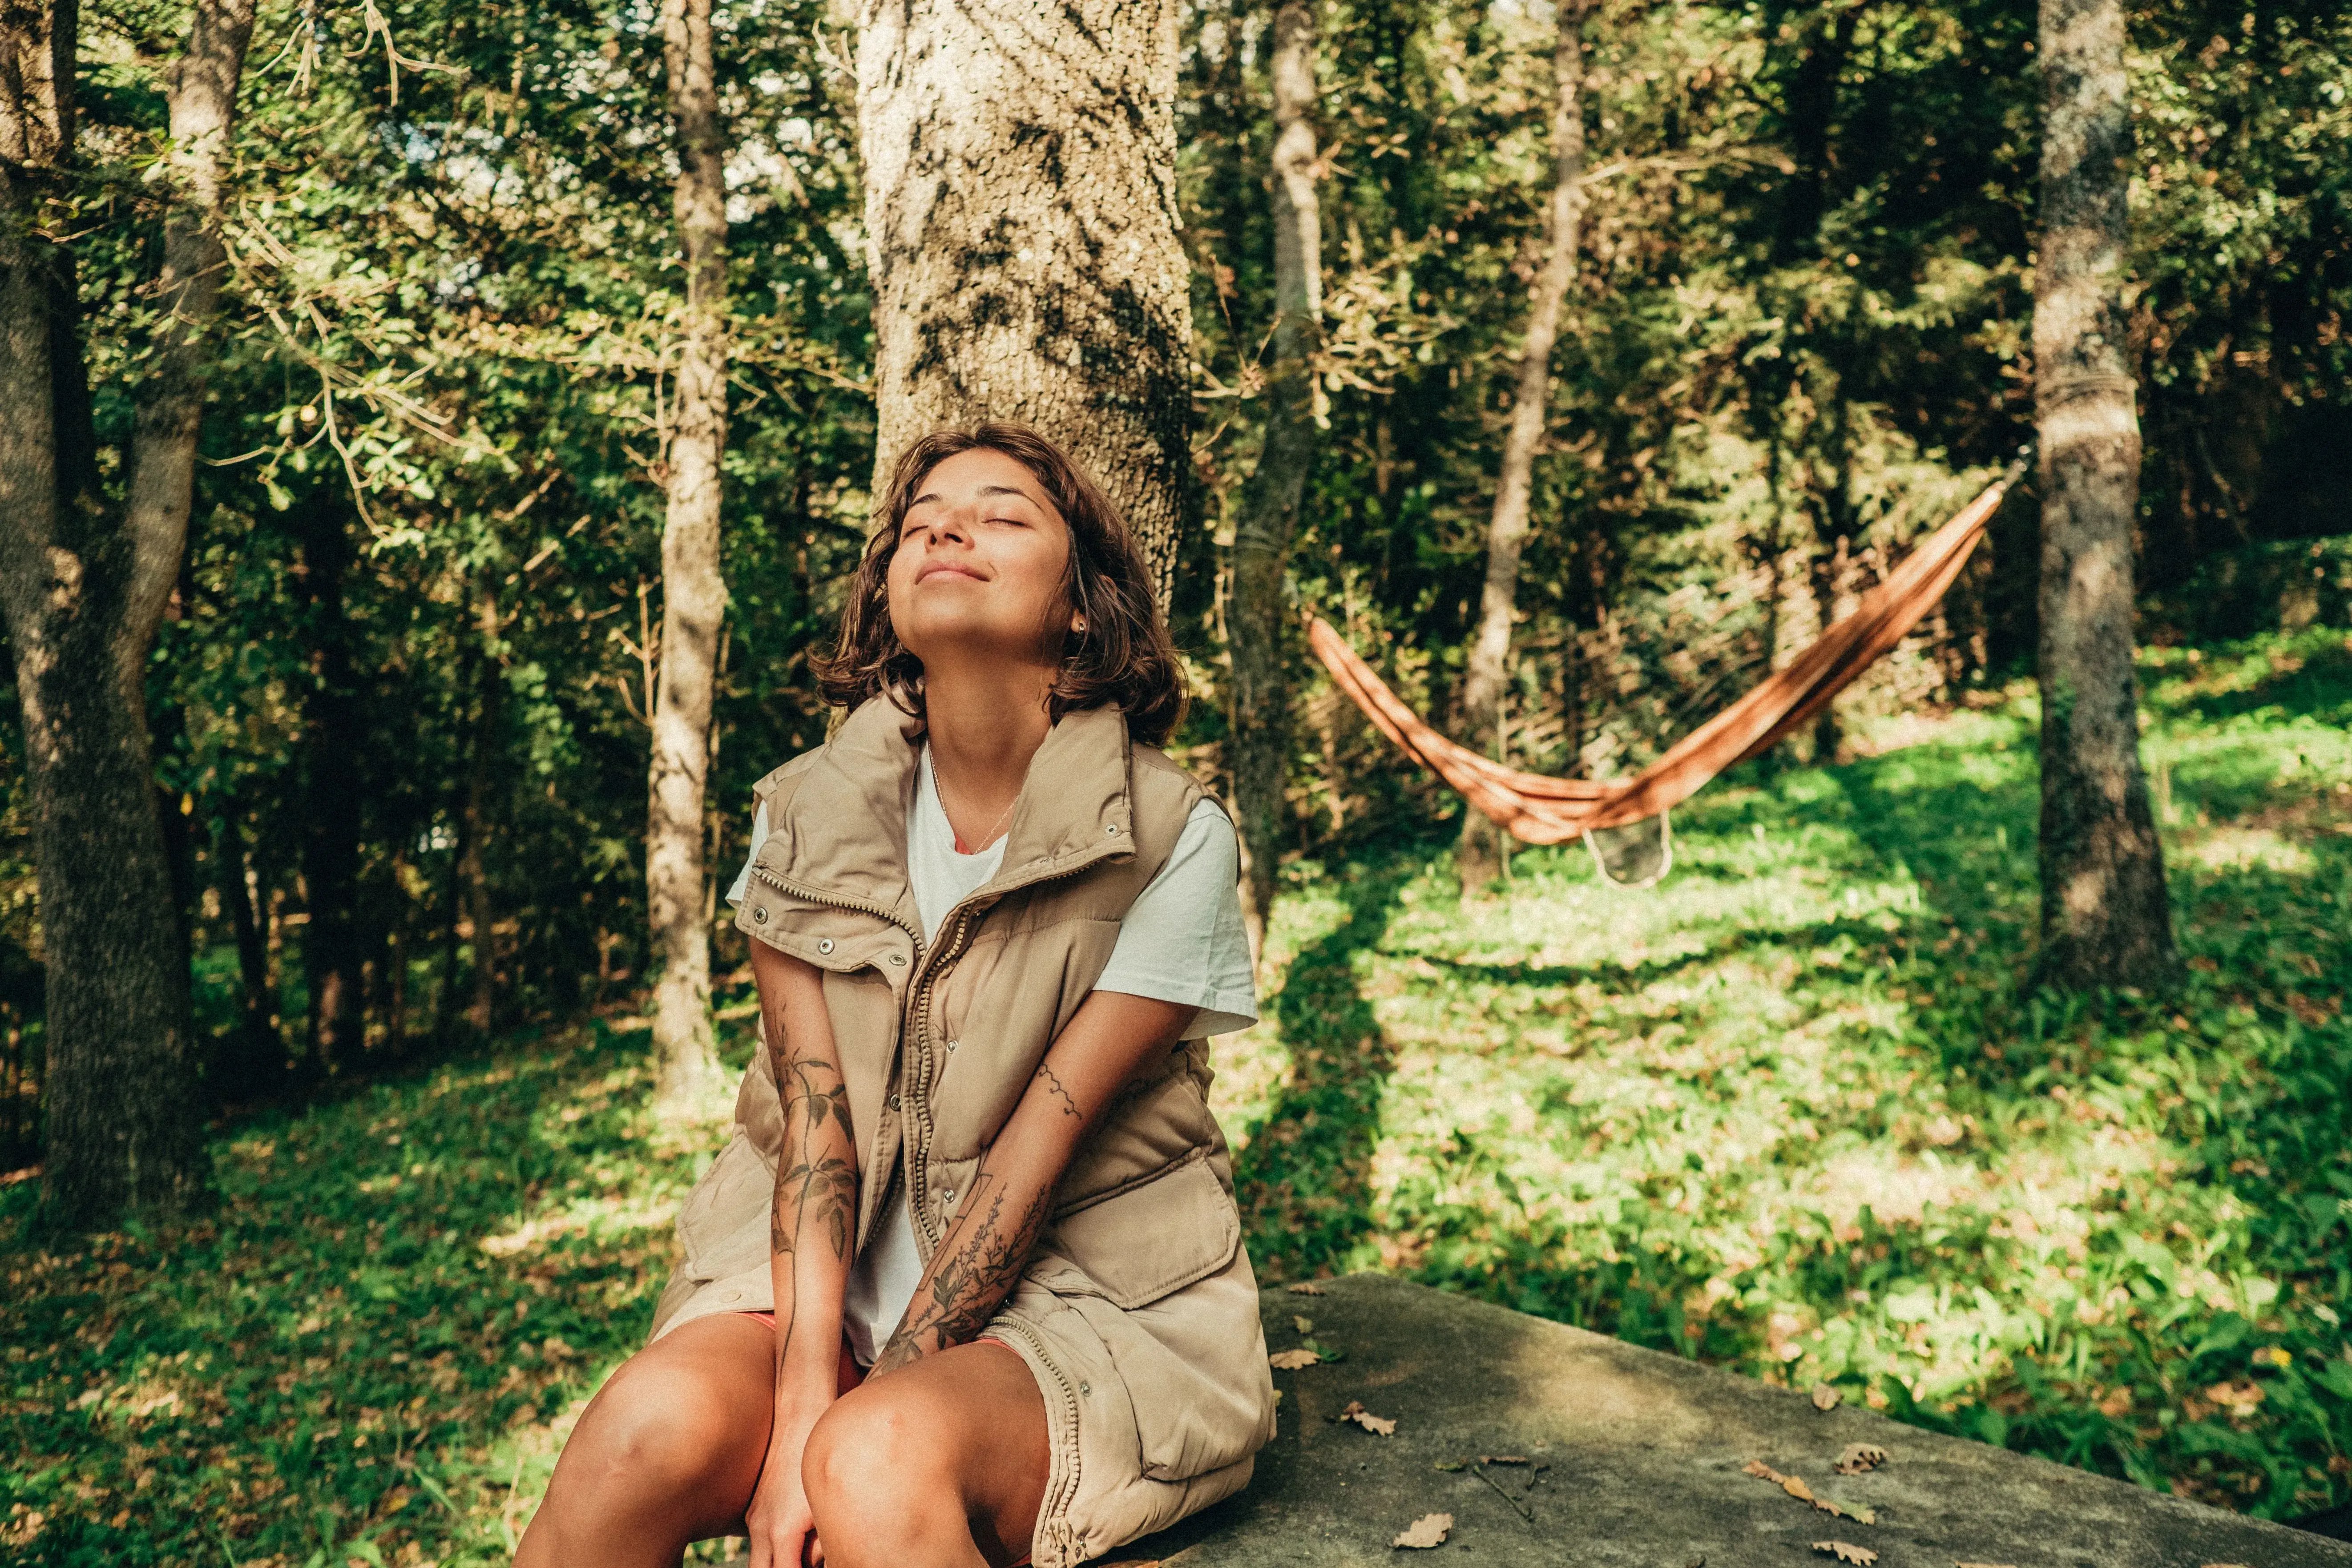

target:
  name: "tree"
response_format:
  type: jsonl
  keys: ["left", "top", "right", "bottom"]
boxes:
{"left": 645, "top": 0, "right": 731, "bottom": 1120}
{"left": 2031, "top": 0, "right": 2174, "bottom": 988}
{"left": 1456, "top": 0, "right": 1594, "bottom": 895}
{"left": 1226, "top": 0, "right": 1322, "bottom": 947}
{"left": 0, "top": 0, "right": 254, "bottom": 1227}
{"left": 854, "top": 0, "right": 1194, "bottom": 598}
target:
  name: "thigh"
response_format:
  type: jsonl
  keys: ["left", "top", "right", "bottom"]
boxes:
{"left": 813, "top": 1340, "right": 1050, "bottom": 1567}
{"left": 534, "top": 1313, "right": 778, "bottom": 1550}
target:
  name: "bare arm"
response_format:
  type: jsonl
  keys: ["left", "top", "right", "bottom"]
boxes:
{"left": 868, "top": 991, "right": 1198, "bottom": 1376}
{"left": 752, "top": 939, "right": 859, "bottom": 1404}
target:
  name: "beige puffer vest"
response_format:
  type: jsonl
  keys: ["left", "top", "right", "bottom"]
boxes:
{"left": 646, "top": 698, "right": 1274, "bottom": 1566}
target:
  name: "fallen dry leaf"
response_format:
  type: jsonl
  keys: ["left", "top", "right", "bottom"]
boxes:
{"left": 1268, "top": 1348, "right": 1320, "bottom": 1370}
{"left": 1954, "top": 1561, "right": 2018, "bottom": 1567}
{"left": 1811, "top": 1543, "right": 1876, "bottom": 1565}
{"left": 1293, "top": 1314, "right": 1316, "bottom": 1334}
{"left": 1286, "top": 1281, "right": 1327, "bottom": 1295}
{"left": 1392, "top": 1513, "right": 1452, "bottom": 1549}
{"left": 1833, "top": 1443, "right": 1888, "bottom": 1475}
{"left": 1338, "top": 1399, "right": 1398, "bottom": 1436}
{"left": 1811, "top": 1383, "right": 1842, "bottom": 1411}
{"left": 1480, "top": 1454, "right": 1530, "bottom": 1465}
{"left": 1744, "top": 1460, "right": 1876, "bottom": 1524}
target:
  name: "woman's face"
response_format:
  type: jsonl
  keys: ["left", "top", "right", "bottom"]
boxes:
{"left": 886, "top": 447, "right": 1076, "bottom": 676}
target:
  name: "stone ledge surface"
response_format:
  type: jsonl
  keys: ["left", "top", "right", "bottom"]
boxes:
{"left": 1096, "top": 1274, "right": 2345, "bottom": 1568}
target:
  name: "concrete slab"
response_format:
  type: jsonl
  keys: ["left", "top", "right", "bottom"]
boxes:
{"left": 1097, "top": 1274, "right": 2346, "bottom": 1568}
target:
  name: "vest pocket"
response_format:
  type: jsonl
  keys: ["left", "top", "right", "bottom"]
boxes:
{"left": 676, "top": 1131, "right": 772, "bottom": 1283}
{"left": 1045, "top": 1151, "right": 1238, "bottom": 1309}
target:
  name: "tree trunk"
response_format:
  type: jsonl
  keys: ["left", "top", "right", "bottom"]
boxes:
{"left": 1226, "top": 0, "right": 1322, "bottom": 949}
{"left": 2032, "top": 0, "right": 2174, "bottom": 989}
{"left": 214, "top": 809, "right": 275, "bottom": 1096}
{"left": 855, "top": 0, "right": 1194, "bottom": 599}
{"left": 1456, "top": 0, "right": 1591, "bottom": 895}
{"left": 646, "top": 0, "right": 729, "bottom": 1121}
{"left": 458, "top": 583, "right": 503, "bottom": 1037}
{"left": 0, "top": 0, "right": 253, "bottom": 1230}
{"left": 295, "top": 489, "right": 364, "bottom": 1072}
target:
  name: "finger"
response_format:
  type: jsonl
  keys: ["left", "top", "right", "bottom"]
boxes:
{"left": 745, "top": 1523, "right": 770, "bottom": 1568}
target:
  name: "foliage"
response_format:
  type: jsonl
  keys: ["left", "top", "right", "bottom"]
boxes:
{"left": 1226, "top": 627, "right": 2352, "bottom": 1519}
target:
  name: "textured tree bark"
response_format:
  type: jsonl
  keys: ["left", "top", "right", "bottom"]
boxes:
{"left": 1456, "top": 0, "right": 1591, "bottom": 895}
{"left": 856, "top": 0, "right": 1194, "bottom": 598}
{"left": 2032, "top": 0, "right": 2174, "bottom": 989}
{"left": 646, "top": 0, "right": 729, "bottom": 1120}
{"left": 1226, "top": 0, "right": 1322, "bottom": 948}
{"left": 0, "top": 0, "right": 252, "bottom": 1229}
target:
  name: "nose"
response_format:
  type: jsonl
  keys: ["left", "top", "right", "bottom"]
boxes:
{"left": 908, "top": 506, "right": 973, "bottom": 548}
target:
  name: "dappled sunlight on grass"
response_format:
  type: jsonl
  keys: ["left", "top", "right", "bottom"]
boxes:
{"left": 1227, "top": 627, "right": 2352, "bottom": 1522}
{"left": 0, "top": 1028, "right": 707, "bottom": 1567}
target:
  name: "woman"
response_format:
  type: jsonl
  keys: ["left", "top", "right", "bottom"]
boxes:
{"left": 517, "top": 423, "right": 1275, "bottom": 1568}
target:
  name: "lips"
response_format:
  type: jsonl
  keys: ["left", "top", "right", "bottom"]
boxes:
{"left": 915, "top": 561, "right": 987, "bottom": 584}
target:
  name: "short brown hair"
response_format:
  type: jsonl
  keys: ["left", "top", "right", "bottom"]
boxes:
{"left": 814, "top": 422, "right": 1187, "bottom": 746}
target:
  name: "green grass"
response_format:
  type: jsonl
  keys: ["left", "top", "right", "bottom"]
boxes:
{"left": 2, "top": 627, "right": 2348, "bottom": 1564}
{"left": 0, "top": 1028, "right": 735, "bottom": 1568}
{"left": 1224, "top": 625, "right": 2352, "bottom": 1519}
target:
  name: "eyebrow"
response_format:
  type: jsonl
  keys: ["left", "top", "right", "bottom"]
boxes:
{"left": 906, "top": 484, "right": 1040, "bottom": 509}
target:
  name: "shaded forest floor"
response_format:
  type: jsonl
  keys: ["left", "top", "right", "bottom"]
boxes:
{"left": 4, "top": 627, "right": 2349, "bottom": 1565}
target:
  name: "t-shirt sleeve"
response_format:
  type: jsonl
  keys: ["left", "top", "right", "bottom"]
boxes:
{"left": 1091, "top": 799, "right": 1259, "bottom": 1039}
{"left": 723, "top": 801, "right": 769, "bottom": 906}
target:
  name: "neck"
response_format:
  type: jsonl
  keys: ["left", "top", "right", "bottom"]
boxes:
{"left": 920, "top": 658, "right": 1054, "bottom": 841}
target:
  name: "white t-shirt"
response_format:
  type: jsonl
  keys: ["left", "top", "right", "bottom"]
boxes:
{"left": 726, "top": 743, "right": 1257, "bottom": 1362}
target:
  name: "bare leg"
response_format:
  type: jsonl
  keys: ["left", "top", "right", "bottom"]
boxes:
{"left": 516, "top": 1314, "right": 776, "bottom": 1568}
{"left": 801, "top": 1341, "right": 1050, "bottom": 1568}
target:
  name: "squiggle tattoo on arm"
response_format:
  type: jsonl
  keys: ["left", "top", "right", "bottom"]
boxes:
{"left": 1034, "top": 1061, "right": 1084, "bottom": 1121}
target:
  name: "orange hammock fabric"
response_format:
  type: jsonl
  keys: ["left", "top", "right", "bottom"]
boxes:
{"left": 1306, "top": 460, "right": 2026, "bottom": 846}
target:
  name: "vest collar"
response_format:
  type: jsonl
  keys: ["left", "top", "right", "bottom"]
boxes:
{"left": 771, "top": 696, "right": 1137, "bottom": 925}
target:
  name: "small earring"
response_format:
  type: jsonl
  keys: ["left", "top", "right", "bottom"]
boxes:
{"left": 1073, "top": 617, "right": 1087, "bottom": 634}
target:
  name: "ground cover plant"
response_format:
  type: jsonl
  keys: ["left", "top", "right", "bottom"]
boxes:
{"left": 1230, "top": 625, "right": 2352, "bottom": 1520}
{"left": 1, "top": 627, "right": 2347, "bottom": 1563}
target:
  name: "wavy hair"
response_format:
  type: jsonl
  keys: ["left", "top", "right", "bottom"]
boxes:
{"left": 813, "top": 422, "right": 1187, "bottom": 746}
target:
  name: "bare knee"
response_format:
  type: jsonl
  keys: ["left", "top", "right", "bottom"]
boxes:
{"left": 803, "top": 1393, "right": 965, "bottom": 1557}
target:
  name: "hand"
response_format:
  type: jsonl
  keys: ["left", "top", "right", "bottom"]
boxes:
{"left": 745, "top": 1408, "right": 824, "bottom": 1568}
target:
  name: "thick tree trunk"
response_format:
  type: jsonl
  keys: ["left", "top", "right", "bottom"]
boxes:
{"left": 646, "top": 0, "right": 729, "bottom": 1120}
{"left": 2032, "top": 0, "right": 2174, "bottom": 989}
{"left": 295, "top": 490, "right": 364, "bottom": 1071}
{"left": 1456, "top": 0, "right": 1591, "bottom": 895}
{"left": 0, "top": 0, "right": 252, "bottom": 1229}
{"left": 856, "top": 0, "right": 1194, "bottom": 599}
{"left": 1226, "top": 0, "right": 1322, "bottom": 949}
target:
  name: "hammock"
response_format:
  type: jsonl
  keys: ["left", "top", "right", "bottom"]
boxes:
{"left": 1306, "top": 455, "right": 2028, "bottom": 850}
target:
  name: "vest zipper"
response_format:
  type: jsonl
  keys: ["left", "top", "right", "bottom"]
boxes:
{"left": 901, "top": 836, "right": 1132, "bottom": 1255}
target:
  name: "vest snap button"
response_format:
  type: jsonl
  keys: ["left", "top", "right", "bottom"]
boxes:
{"left": 1105, "top": 823, "right": 1119, "bottom": 835}
{"left": 887, "top": 1092, "right": 900, "bottom": 1110}
{"left": 942, "top": 1189, "right": 955, "bottom": 1203}
{"left": 888, "top": 953, "right": 906, "bottom": 966}
{"left": 945, "top": 1039, "right": 958, "bottom": 1052}
{"left": 817, "top": 938, "right": 835, "bottom": 955}
{"left": 1079, "top": 1381, "right": 1091, "bottom": 1395}
{"left": 751, "top": 906, "right": 769, "bottom": 924}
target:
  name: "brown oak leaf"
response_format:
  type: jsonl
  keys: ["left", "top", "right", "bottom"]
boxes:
{"left": 1392, "top": 1513, "right": 1452, "bottom": 1549}
{"left": 1833, "top": 1443, "right": 1888, "bottom": 1475}
{"left": 1338, "top": 1399, "right": 1398, "bottom": 1436}
{"left": 1811, "top": 1383, "right": 1843, "bottom": 1411}
{"left": 1811, "top": 1544, "right": 1876, "bottom": 1565}
{"left": 1268, "top": 1348, "right": 1320, "bottom": 1370}
{"left": 1286, "top": 1281, "right": 1327, "bottom": 1295}
{"left": 1293, "top": 1315, "right": 1316, "bottom": 1334}
{"left": 1744, "top": 1460, "right": 1875, "bottom": 1524}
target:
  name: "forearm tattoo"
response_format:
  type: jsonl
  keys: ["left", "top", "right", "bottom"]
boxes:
{"left": 869, "top": 1172, "right": 1053, "bottom": 1377}
{"left": 770, "top": 1049, "right": 858, "bottom": 1262}
{"left": 1034, "top": 1061, "right": 1084, "bottom": 1121}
